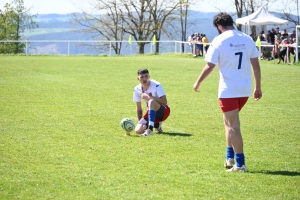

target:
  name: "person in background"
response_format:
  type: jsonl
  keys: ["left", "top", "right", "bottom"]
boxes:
{"left": 275, "top": 27, "right": 281, "bottom": 34}
{"left": 267, "top": 30, "right": 272, "bottom": 43}
{"left": 260, "top": 31, "right": 266, "bottom": 41}
{"left": 193, "top": 12, "right": 262, "bottom": 172}
{"left": 273, "top": 33, "right": 282, "bottom": 59}
{"left": 188, "top": 33, "right": 195, "bottom": 55}
{"left": 270, "top": 28, "right": 276, "bottom": 45}
{"left": 290, "top": 38, "right": 300, "bottom": 63}
{"left": 202, "top": 34, "right": 209, "bottom": 55}
{"left": 290, "top": 30, "right": 296, "bottom": 40}
{"left": 277, "top": 36, "right": 289, "bottom": 64}
{"left": 269, "top": 29, "right": 277, "bottom": 60}
{"left": 260, "top": 31, "right": 267, "bottom": 59}
{"left": 194, "top": 33, "right": 202, "bottom": 57}
{"left": 281, "top": 29, "right": 289, "bottom": 39}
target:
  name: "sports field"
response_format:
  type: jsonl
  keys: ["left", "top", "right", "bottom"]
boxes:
{"left": 0, "top": 55, "right": 299, "bottom": 199}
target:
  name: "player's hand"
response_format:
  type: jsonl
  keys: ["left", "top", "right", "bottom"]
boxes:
{"left": 141, "top": 93, "right": 150, "bottom": 100}
{"left": 193, "top": 82, "right": 200, "bottom": 92}
{"left": 254, "top": 89, "right": 262, "bottom": 101}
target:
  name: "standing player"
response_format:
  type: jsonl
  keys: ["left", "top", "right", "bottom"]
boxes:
{"left": 133, "top": 68, "right": 170, "bottom": 136}
{"left": 193, "top": 12, "right": 262, "bottom": 172}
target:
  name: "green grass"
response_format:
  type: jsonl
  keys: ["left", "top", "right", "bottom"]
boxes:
{"left": 0, "top": 55, "right": 299, "bottom": 199}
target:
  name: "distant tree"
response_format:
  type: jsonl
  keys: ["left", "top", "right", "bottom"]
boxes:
{"left": 118, "top": 0, "right": 153, "bottom": 54}
{"left": 72, "top": 0, "right": 184, "bottom": 54}
{"left": 0, "top": 3, "right": 16, "bottom": 53}
{"left": 149, "top": 0, "right": 181, "bottom": 54}
{"left": 277, "top": 0, "right": 300, "bottom": 26}
{"left": 0, "top": 0, "right": 38, "bottom": 54}
{"left": 71, "top": 0, "right": 125, "bottom": 55}
{"left": 177, "top": 0, "right": 197, "bottom": 53}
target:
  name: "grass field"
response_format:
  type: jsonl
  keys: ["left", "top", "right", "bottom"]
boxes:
{"left": 0, "top": 55, "right": 299, "bottom": 199}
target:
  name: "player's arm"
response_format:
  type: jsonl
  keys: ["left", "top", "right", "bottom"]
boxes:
{"left": 141, "top": 94, "right": 167, "bottom": 105}
{"left": 150, "top": 95, "right": 167, "bottom": 105}
{"left": 193, "top": 62, "right": 216, "bottom": 92}
{"left": 250, "top": 57, "right": 262, "bottom": 101}
{"left": 136, "top": 102, "right": 143, "bottom": 120}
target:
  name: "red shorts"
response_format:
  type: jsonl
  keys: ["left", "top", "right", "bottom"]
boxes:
{"left": 219, "top": 97, "right": 249, "bottom": 112}
{"left": 143, "top": 105, "right": 170, "bottom": 124}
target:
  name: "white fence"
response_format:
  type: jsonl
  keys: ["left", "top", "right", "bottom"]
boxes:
{"left": 0, "top": 39, "right": 298, "bottom": 62}
{"left": 0, "top": 40, "right": 192, "bottom": 56}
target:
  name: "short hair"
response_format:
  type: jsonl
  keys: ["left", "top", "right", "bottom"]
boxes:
{"left": 213, "top": 12, "right": 234, "bottom": 27}
{"left": 137, "top": 68, "right": 149, "bottom": 75}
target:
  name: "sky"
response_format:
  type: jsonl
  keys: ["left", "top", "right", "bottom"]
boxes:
{"left": 0, "top": 0, "right": 236, "bottom": 14}
{"left": 0, "top": 0, "right": 290, "bottom": 15}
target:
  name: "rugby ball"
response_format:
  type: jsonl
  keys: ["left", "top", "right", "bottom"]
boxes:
{"left": 120, "top": 118, "right": 135, "bottom": 132}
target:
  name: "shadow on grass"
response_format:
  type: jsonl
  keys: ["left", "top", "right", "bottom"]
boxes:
{"left": 158, "top": 132, "right": 193, "bottom": 137}
{"left": 125, "top": 132, "right": 193, "bottom": 137}
{"left": 250, "top": 170, "right": 300, "bottom": 176}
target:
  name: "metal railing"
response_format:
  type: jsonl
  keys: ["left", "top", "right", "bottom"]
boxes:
{"left": 0, "top": 39, "right": 298, "bottom": 62}
{"left": 0, "top": 40, "right": 192, "bottom": 56}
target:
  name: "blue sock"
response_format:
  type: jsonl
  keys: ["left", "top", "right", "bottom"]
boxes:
{"left": 148, "top": 110, "right": 156, "bottom": 131}
{"left": 226, "top": 147, "right": 234, "bottom": 160}
{"left": 235, "top": 153, "right": 245, "bottom": 167}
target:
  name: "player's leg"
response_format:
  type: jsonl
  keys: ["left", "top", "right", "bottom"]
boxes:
{"left": 135, "top": 122, "right": 147, "bottom": 134}
{"left": 135, "top": 112, "right": 148, "bottom": 134}
{"left": 141, "top": 99, "right": 161, "bottom": 136}
{"left": 223, "top": 109, "right": 243, "bottom": 158}
{"left": 154, "top": 105, "right": 170, "bottom": 133}
{"left": 223, "top": 109, "right": 246, "bottom": 172}
{"left": 154, "top": 105, "right": 164, "bottom": 133}
{"left": 219, "top": 98, "right": 248, "bottom": 172}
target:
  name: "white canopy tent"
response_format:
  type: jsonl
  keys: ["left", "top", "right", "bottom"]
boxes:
{"left": 236, "top": 6, "right": 289, "bottom": 34}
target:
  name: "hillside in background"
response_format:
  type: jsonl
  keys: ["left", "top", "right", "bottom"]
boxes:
{"left": 21, "top": 11, "right": 295, "bottom": 55}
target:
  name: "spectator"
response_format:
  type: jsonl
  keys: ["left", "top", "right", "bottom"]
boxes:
{"left": 188, "top": 33, "right": 195, "bottom": 54}
{"left": 202, "top": 34, "right": 209, "bottom": 55}
{"left": 281, "top": 29, "right": 289, "bottom": 39}
{"left": 199, "top": 34, "right": 204, "bottom": 56}
{"left": 260, "top": 31, "right": 266, "bottom": 41}
{"left": 290, "top": 38, "right": 300, "bottom": 63}
{"left": 290, "top": 30, "right": 296, "bottom": 40}
{"left": 267, "top": 30, "right": 272, "bottom": 43}
{"left": 277, "top": 37, "right": 289, "bottom": 64}
{"left": 273, "top": 33, "right": 281, "bottom": 59}
{"left": 194, "top": 33, "right": 202, "bottom": 57}
{"left": 270, "top": 28, "right": 276, "bottom": 44}
{"left": 276, "top": 27, "right": 281, "bottom": 34}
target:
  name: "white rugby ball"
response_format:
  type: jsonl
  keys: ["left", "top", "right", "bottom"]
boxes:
{"left": 120, "top": 118, "right": 135, "bottom": 132}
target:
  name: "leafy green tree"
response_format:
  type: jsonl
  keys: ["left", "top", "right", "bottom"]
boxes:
{"left": 0, "top": 0, "right": 38, "bottom": 54}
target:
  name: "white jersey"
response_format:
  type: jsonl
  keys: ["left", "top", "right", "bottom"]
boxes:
{"left": 205, "top": 29, "right": 260, "bottom": 98}
{"left": 133, "top": 79, "right": 166, "bottom": 106}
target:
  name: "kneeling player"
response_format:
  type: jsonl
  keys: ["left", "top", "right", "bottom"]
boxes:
{"left": 133, "top": 68, "right": 170, "bottom": 136}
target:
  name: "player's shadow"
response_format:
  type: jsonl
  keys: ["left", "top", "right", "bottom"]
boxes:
{"left": 159, "top": 132, "right": 193, "bottom": 137}
{"left": 250, "top": 170, "right": 300, "bottom": 176}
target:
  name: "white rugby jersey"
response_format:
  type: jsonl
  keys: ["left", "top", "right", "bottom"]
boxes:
{"left": 205, "top": 29, "right": 260, "bottom": 98}
{"left": 133, "top": 79, "right": 166, "bottom": 106}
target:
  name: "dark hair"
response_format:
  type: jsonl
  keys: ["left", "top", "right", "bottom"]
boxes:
{"left": 213, "top": 12, "right": 234, "bottom": 27}
{"left": 137, "top": 68, "right": 149, "bottom": 75}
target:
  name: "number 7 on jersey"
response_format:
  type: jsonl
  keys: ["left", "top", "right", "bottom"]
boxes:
{"left": 235, "top": 52, "right": 243, "bottom": 69}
